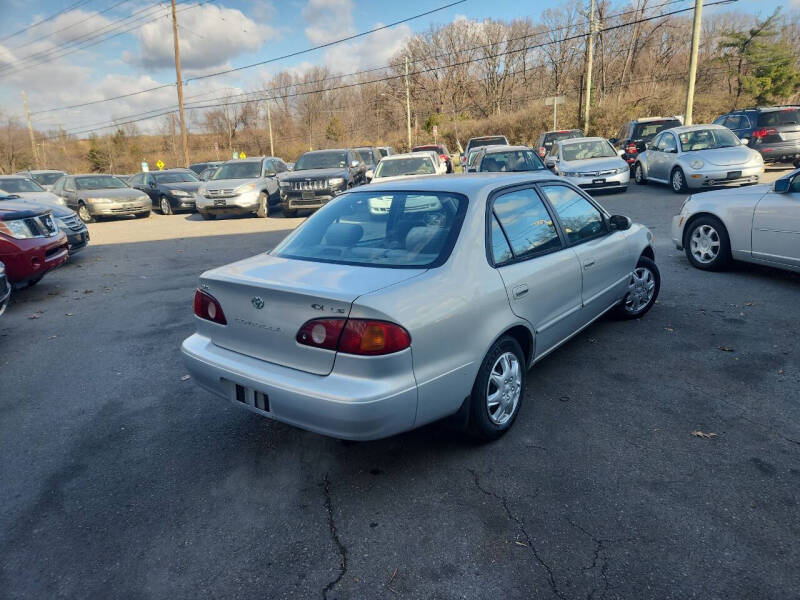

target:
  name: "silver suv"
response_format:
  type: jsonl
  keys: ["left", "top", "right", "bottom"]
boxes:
{"left": 196, "top": 157, "right": 289, "bottom": 220}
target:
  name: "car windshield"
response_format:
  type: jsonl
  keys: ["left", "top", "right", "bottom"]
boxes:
{"left": 355, "top": 149, "right": 377, "bottom": 164}
{"left": 0, "top": 178, "right": 45, "bottom": 193}
{"left": 633, "top": 120, "right": 680, "bottom": 141}
{"left": 76, "top": 176, "right": 127, "bottom": 190}
{"left": 294, "top": 151, "right": 348, "bottom": 170}
{"left": 211, "top": 162, "right": 262, "bottom": 180}
{"left": 561, "top": 140, "right": 616, "bottom": 161}
{"left": 374, "top": 157, "right": 436, "bottom": 178}
{"left": 757, "top": 108, "right": 800, "bottom": 127}
{"left": 469, "top": 137, "right": 507, "bottom": 150}
{"left": 544, "top": 131, "right": 582, "bottom": 146}
{"left": 154, "top": 172, "right": 199, "bottom": 183}
{"left": 480, "top": 150, "right": 544, "bottom": 172}
{"left": 271, "top": 191, "right": 467, "bottom": 268}
{"left": 678, "top": 128, "right": 741, "bottom": 151}
{"left": 31, "top": 173, "right": 63, "bottom": 186}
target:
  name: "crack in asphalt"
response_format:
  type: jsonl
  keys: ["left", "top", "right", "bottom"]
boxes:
{"left": 569, "top": 520, "right": 611, "bottom": 600}
{"left": 322, "top": 474, "right": 348, "bottom": 600}
{"left": 468, "top": 469, "right": 566, "bottom": 600}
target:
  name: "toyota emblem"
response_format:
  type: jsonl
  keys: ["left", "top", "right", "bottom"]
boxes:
{"left": 251, "top": 297, "right": 265, "bottom": 309}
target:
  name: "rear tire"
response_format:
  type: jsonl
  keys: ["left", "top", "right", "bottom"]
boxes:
{"left": 671, "top": 167, "right": 688, "bottom": 193}
{"left": 200, "top": 212, "right": 217, "bottom": 220}
{"left": 467, "top": 336, "right": 525, "bottom": 441}
{"left": 684, "top": 215, "right": 731, "bottom": 271}
{"left": 612, "top": 256, "right": 660, "bottom": 320}
{"left": 634, "top": 162, "right": 646, "bottom": 185}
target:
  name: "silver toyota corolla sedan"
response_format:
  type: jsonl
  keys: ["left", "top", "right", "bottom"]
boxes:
{"left": 671, "top": 168, "right": 800, "bottom": 272}
{"left": 182, "top": 174, "right": 660, "bottom": 441}
{"left": 634, "top": 124, "right": 764, "bottom": 193}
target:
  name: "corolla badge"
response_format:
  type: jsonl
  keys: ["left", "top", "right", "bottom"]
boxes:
{"left": 251, "top": 296, "right": 265, "bottom": 309}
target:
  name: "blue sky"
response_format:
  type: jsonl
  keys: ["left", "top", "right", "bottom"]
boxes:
{"left": 0, "top": 0, "right": 788, "bottom": 134}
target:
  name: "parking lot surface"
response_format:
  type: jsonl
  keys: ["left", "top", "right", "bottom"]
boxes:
{"left": 1, "top": 177, "right": 798, "bottom": 599}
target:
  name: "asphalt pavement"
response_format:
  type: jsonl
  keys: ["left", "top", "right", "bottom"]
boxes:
{"left": 1, "top": 175, "right": 798, "bottom": 600}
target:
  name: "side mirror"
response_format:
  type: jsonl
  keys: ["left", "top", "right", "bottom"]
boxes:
{"left": 365, "top": 169, "right": 374, "bottom": 182}
{"left": 773, "top": 178, "right": 791, "bottom": 194}
{"left": 617, "top": 149, "right": 625, "bottom": 157}
{"left": 609, "top": 138, "right": 618, "bottom": 145}
{"left": 740, "top": 138, "right": 749, "bottom": 145}
{"left": 350, "top": 160, "right": 360, "bottom": 168}
{"left": 609, "top": 214, "right": 632, "bottom": 231}
{"left": 149, "top": 181, "right": 157, "bottom": 188}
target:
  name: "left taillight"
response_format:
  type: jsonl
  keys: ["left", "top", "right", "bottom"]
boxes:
{"left": 193, "top": 289, "right": 227, "bottom": 325}
{"left": 297, "top": 318, "right": 411, "bottom": 356}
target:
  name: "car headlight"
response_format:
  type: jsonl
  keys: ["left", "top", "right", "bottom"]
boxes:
{"left": 86, "top": 197, "right": 111, "bottom": 203}
{"left": 198, "top": 184, "right": 207, "bottom": 195}
{"left": 328, "top": 177, "right": 345, "bottom": 188}
{"left": 615, "top": 167, "right": 628, "bottom": 174}
{"left": 279, "top": 181, "right": 291, "bottom": 188}
{"left": 52, "top": 196, "right": 66, "bottom": 206}
{"left": 169, "top": 189, "right": 191, "bottom": 197}
{"left": 680, "top": 195, "right": 692, "bottom": 214}
{"left": 689, "top": 159, "right": 704, "bottom": 170}
{"left": 235, "top": 183, "right": 256, "bottom": 194}
{"left": 0, "top": 219, "right": 36, "bottom": 239}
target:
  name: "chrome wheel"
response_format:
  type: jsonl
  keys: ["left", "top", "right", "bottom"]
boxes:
{"left": 690, "top": 224, "right": 721, "bottom": 264}
{"left": 78, "top": 204, "right": 92, "bottom": 223}
{"left": 634, "top": 164, "right": 644, "bottom": 183}
{"left": 671, "top": 169, "right": 684, "bottom": 192}
{"left": 486, "top": 352, "right": 521, "bottom": 426}
{"left": 624, "top": 267, "right": 656, "bottom": 314}
{"left": 160, "top": 197, "right": 172, "bottom": 215}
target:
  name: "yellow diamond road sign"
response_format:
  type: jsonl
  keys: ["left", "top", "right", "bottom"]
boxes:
{"left": 239, "top": 152, "right": 246, "bottom": 159}
{"left": 156, "top": 159, "right": 165, "bottom": 170}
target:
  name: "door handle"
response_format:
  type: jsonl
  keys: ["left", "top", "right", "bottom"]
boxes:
{"left": 512, "top": 284, "right": 529, "bottom": 299}
{"left": 583, "top": 260, "right": 596, "bottom": 269}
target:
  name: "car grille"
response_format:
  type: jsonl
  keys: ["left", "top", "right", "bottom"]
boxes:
{"left": 60, "top": 214, "right": 85, "bottom": 231}
{"left": 577, "top": 169, "right": 619, "bottom": 177}
{"left": 205, "top": 188, "right": 236, "bottom": 198}
{"left": 21, "top": 214, "right": 58, "bottom": 237}
{"left": 290, "top": 180, "right": 327, "bottom": 191}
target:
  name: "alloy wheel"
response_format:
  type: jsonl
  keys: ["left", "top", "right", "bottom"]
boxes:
{"left": 634, "top": 164, "right": 643, "bottom": 183}
{"left": 486, "top": 352, "right": 521, "bottom": 426}
{"left": 78, "top": 204, "right": 91, "bottom": 222}
{"left": 689, "top": 224, "right": 721, "bottom": 264}
{"left": 624, "top": 267, "right": 656, "bottom": 314}
{"left": 160, "top": 197, "right": 172, "bottom": 215}
{"left": 672, "top": 170, "right": 684, "bottom": 192}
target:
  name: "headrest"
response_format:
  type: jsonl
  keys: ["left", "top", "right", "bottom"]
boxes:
{"left": 406, "top": 226, "right": 445, "bottom": 254}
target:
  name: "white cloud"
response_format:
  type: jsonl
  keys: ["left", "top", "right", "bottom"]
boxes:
{"left": 321, "top": 23, "right": 412, "bottom": 73}
{"left": 127, "top": 3, "right": 277, "bottom": 72}
{"left": 302, "top": 0, "right": 355, "bottom": 45}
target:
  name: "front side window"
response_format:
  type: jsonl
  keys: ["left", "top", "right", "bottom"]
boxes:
{"left": 52, "top": 177, "right": 65, "bottom": 194}
{"left": 491, "top": 188, "right": 561, "bottom": 261}
{"left": 480, "top": 150, "right": 544, "bottom": 172}
{"left": 129, "top": 174, "right": 143, "bottom": 186}
{"left": 76, "top": 176, "right": 127, "bottom": 190}
{"left": 539, "top": 184, "right": 605, "bottom": 245}
{"left": 0, "top": 178, "right": 45, "bottom": 193}
{"left": 64, "top": 178, "right": 75, "bottom": 191}
{"left": 153, "top": 172, "right": 199, "bottom": 184}
{"left": 374, "top": 157, "right": 436, "bottom": 178}
{"left": 271, "top": 191, "right": 466, "bottom": 268}
{"left": 660, "top": 134, "right": 677, "bottom": 153}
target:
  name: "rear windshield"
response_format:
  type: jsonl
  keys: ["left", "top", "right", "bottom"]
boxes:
{"left": 374, "top": 157, "right": 436, "bottom": 178}
{"left": 212, "top": 162, "right": 261, "bottom": 180}
{"left": 757, "top": 109, "right": 800, "bottom": 127}
{"left": 0, "top": 178, "right": 44, "bottom": 193}
{"left": 32, "top": 173, "right": 63, "bottom": 186}
{"left": 154, "top": 172, "right": 199, "bottom": 183}
{"left": 480, "top": 150, "right": 545, "bottom": 172}
{"left": 468, "top": 137, "right": 507, "bottom": 150}
{"left": 76, "top": 176, "right": 127, "bottom": 190}
{"left": 543, "top": 131, "right": 582, "bottom": 146}
{"left": 271, "top": 191, "right": 467, "bottom": 268}
{"left": 295, "top": 151, "right": 348, "bottom": 170}
{"left": 633, "top": 120, "right": 681, "bottom": 141}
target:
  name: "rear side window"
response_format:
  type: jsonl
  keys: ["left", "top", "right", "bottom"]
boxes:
{"left": 491, "top": 188, "right": 561, "bottom": 261}
{"left": 539, "top": 184, "right": 605, "bottom": 244}
{"left": 272, "top": 191, "right": 467, "bottom": 268}
{"left": 757, "top": 109, "right": 800, "bottom": 127}
{"left": 490, "top": 216, "right": 513, "bottom": 264}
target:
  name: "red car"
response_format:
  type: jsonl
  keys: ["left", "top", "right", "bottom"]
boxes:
{"left": 0, "top": 200, "right": 69, "bottom": 288}
{"left": 412, "top": 144, "right": 453, "bottom": 173}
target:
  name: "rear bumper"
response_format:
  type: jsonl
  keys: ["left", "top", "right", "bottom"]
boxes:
{"left": 181, "top": 333, "right": 418, "bottom": 440}
{"left": 753, "top": 141, "right": 800, "bottom": 163}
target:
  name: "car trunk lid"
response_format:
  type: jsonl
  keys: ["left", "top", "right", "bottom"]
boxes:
{"left": 198, "top": 254, "right": 425, "bottom": 375}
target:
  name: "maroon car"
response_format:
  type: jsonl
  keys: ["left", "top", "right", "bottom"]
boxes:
{"left": 0, "top": 199, "right": 69, "bottom": 288}
{"left": 412, "top": 144, "right": 453, "bottom": 173}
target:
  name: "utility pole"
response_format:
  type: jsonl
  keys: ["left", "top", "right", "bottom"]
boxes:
{"left": 22, "top": 91, "right": 39, "bottom": 168}
{"left": 266, "top": 99, "right": 274, "bottom": 157}
{"left": 583, "top": 0, "right": 596, "bottom": 135}
{"left": 170, "top": 0, "right": 190, "bottom": 167}
{"left": 404, "top": 56, "right": 412, "bottom": 150}
{"left": 684, "top": 0, "right": 703, "bottom": 126}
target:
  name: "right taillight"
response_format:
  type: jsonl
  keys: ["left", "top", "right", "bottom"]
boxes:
{"left": 626, "top": 143, "right": 638, "bottom": 154}
{"left": 297, "top": 318, "right": 411, "bottom": 355}
{"left": 752, "top": 127, "right": 777, "bottom": 140}
{"left": 193, "top": 289, "right": 227, "bottom": 324}
{"left": 538, "top": 146, "right": 546, "bottom": 157}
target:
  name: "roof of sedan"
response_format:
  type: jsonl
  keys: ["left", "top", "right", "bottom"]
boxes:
{"left": 668, "top": 124, "right": 727, "bottom": 133}
{"left": 0, "top": 175, "right": 27, "bottom": 179}
{"left": 364, "top": 172, "right": 560, "bottom": 195}
{"left": 482, "top": 145, "right": 531, "bottom": 152}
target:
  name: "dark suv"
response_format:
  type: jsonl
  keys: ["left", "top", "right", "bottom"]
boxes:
{"left": 713, "top": 106, "right": 800, "bottom": 166}
{"left": 610, "top": 117, "right": 682, "bottom": 169}
{"left": 534, "top": 129, "right": 583, "bottom": 158}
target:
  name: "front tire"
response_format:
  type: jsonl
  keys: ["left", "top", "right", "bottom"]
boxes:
{"left": 634, "top": 162, "right": 646, "bottom": 185}
{"left": 671, "top": 167, "right": 688, "bottom": 193}
{"left": 256, "top": 192, "right": 269, "bottom": 218}
{"left": 612, "top": 256, "right": 660, "bottom": 320}
{"left": 77, "top": 202, "right": 94, "bottom": 223}
{"left": 159, "top": 196, "right": 173, "bottom": 215}
{"left": 684, "top": 215, "right": 731, "bottom": 271}
{"left": 283, "top": 207, "right": 298, "bottom": 218}
{"left": 467, "top": 336, "right": 525, "bottom": 441}
{"left": 135, "top": 211, "right": 150, "bottom": 219}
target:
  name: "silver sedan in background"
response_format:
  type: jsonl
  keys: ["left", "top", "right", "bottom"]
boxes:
{"left": 545, "top": 137, "right": 630, "bottom": 193}
{"left": 634, "top": 124, "right": 764, "bottom": 193}
{"left": 183, "top": 174, "right": 659, "bottom": 442}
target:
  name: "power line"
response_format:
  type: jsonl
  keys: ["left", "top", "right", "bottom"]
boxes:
{"left": 0, "top": 0, "right": 94, "bottom": 43}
